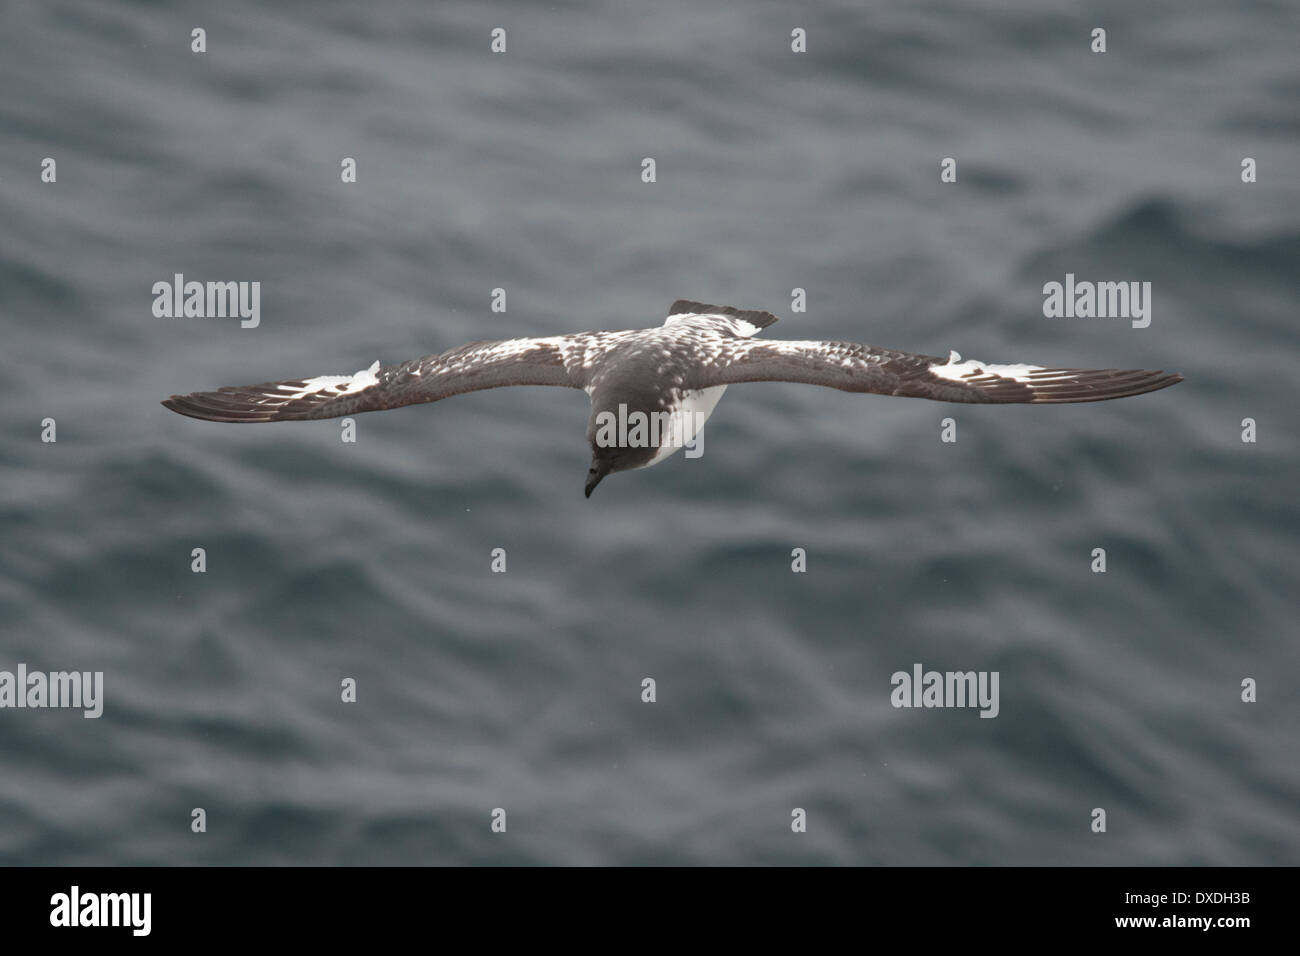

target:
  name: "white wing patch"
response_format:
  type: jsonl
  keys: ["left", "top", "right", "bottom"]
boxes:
{"left": 278, "top": 360, "right": 381, "bottom": 399}
{"left": 929, "top": 350, "right": 1047, "bottom": 385}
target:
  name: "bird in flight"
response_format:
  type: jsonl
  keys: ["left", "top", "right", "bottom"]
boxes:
{"left": 162, "top": 300, "right": 1183, "bottom": 496}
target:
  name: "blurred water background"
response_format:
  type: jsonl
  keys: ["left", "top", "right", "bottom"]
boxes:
{"left": 1, "top": 0, "right": 1297, "bottom": 864}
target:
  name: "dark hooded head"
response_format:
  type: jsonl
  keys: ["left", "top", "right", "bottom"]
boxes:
{"left": 583, "top": 392, "right": 662, "bottom": 497}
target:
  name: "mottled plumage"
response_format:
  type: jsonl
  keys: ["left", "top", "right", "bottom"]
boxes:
{"left": 162, "top": 299, "right": 1183, "bottom": 495}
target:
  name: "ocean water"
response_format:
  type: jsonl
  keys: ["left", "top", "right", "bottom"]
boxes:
{"left": 1, "top": 0, "right": 1297, "bottom": 865}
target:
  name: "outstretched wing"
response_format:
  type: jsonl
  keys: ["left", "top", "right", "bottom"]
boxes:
{"left": 161, "top": 332, "right": 634, "bottom": 423}
{"left": 688, "top": 339, "right": 1183, "bottom": 404}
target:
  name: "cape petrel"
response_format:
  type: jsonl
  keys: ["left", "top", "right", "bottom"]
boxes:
{"left": 162, "top": 300, "right": 1183, "bottom": 496}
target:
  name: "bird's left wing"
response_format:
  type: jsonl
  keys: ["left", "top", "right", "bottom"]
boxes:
{"left": 687, "top": 339, "right": 1182, "bottom": 404}
{"left": 162, "top": 332, "right": 635, "bottom": 422}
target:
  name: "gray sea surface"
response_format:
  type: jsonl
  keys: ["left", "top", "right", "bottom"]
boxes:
{"left": 1, "top": 0, "right": 1297, "bottom": 864}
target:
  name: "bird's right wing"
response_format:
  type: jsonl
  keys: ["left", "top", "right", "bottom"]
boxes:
{"left": 689, "top": 339, "right": 1182, "bottom": 404}
{"left": 162, "top": 332, "right": 637, "bottom": 422}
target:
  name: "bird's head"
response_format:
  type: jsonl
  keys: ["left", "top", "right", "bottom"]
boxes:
{"left": 584, "top": 452, "right": 613, "bottom": 498}
{"left": 583, "top": 441, "right": 657, "bottom": 497}
{"left": 583, "top": 388, "right": 664, "bottom": 497}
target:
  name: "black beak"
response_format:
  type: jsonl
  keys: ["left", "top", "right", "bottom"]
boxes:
{"left": 584, "top": 458, "right": 612, "bottom": 498}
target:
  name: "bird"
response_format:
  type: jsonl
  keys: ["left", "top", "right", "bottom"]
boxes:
{"left": 161, "top": 299, "right": 1183, "bottom": 497}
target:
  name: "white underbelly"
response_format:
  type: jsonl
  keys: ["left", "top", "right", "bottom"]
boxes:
{"left": 645, "top": 385, "right": 727, "bottom": 466}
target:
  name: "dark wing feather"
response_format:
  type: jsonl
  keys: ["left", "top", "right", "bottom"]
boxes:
{"left": 689, "top": 339, "right": 1183, "bottom": 404}
{"left": 161, "top": 333, "right": 633, "bottom": 423}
